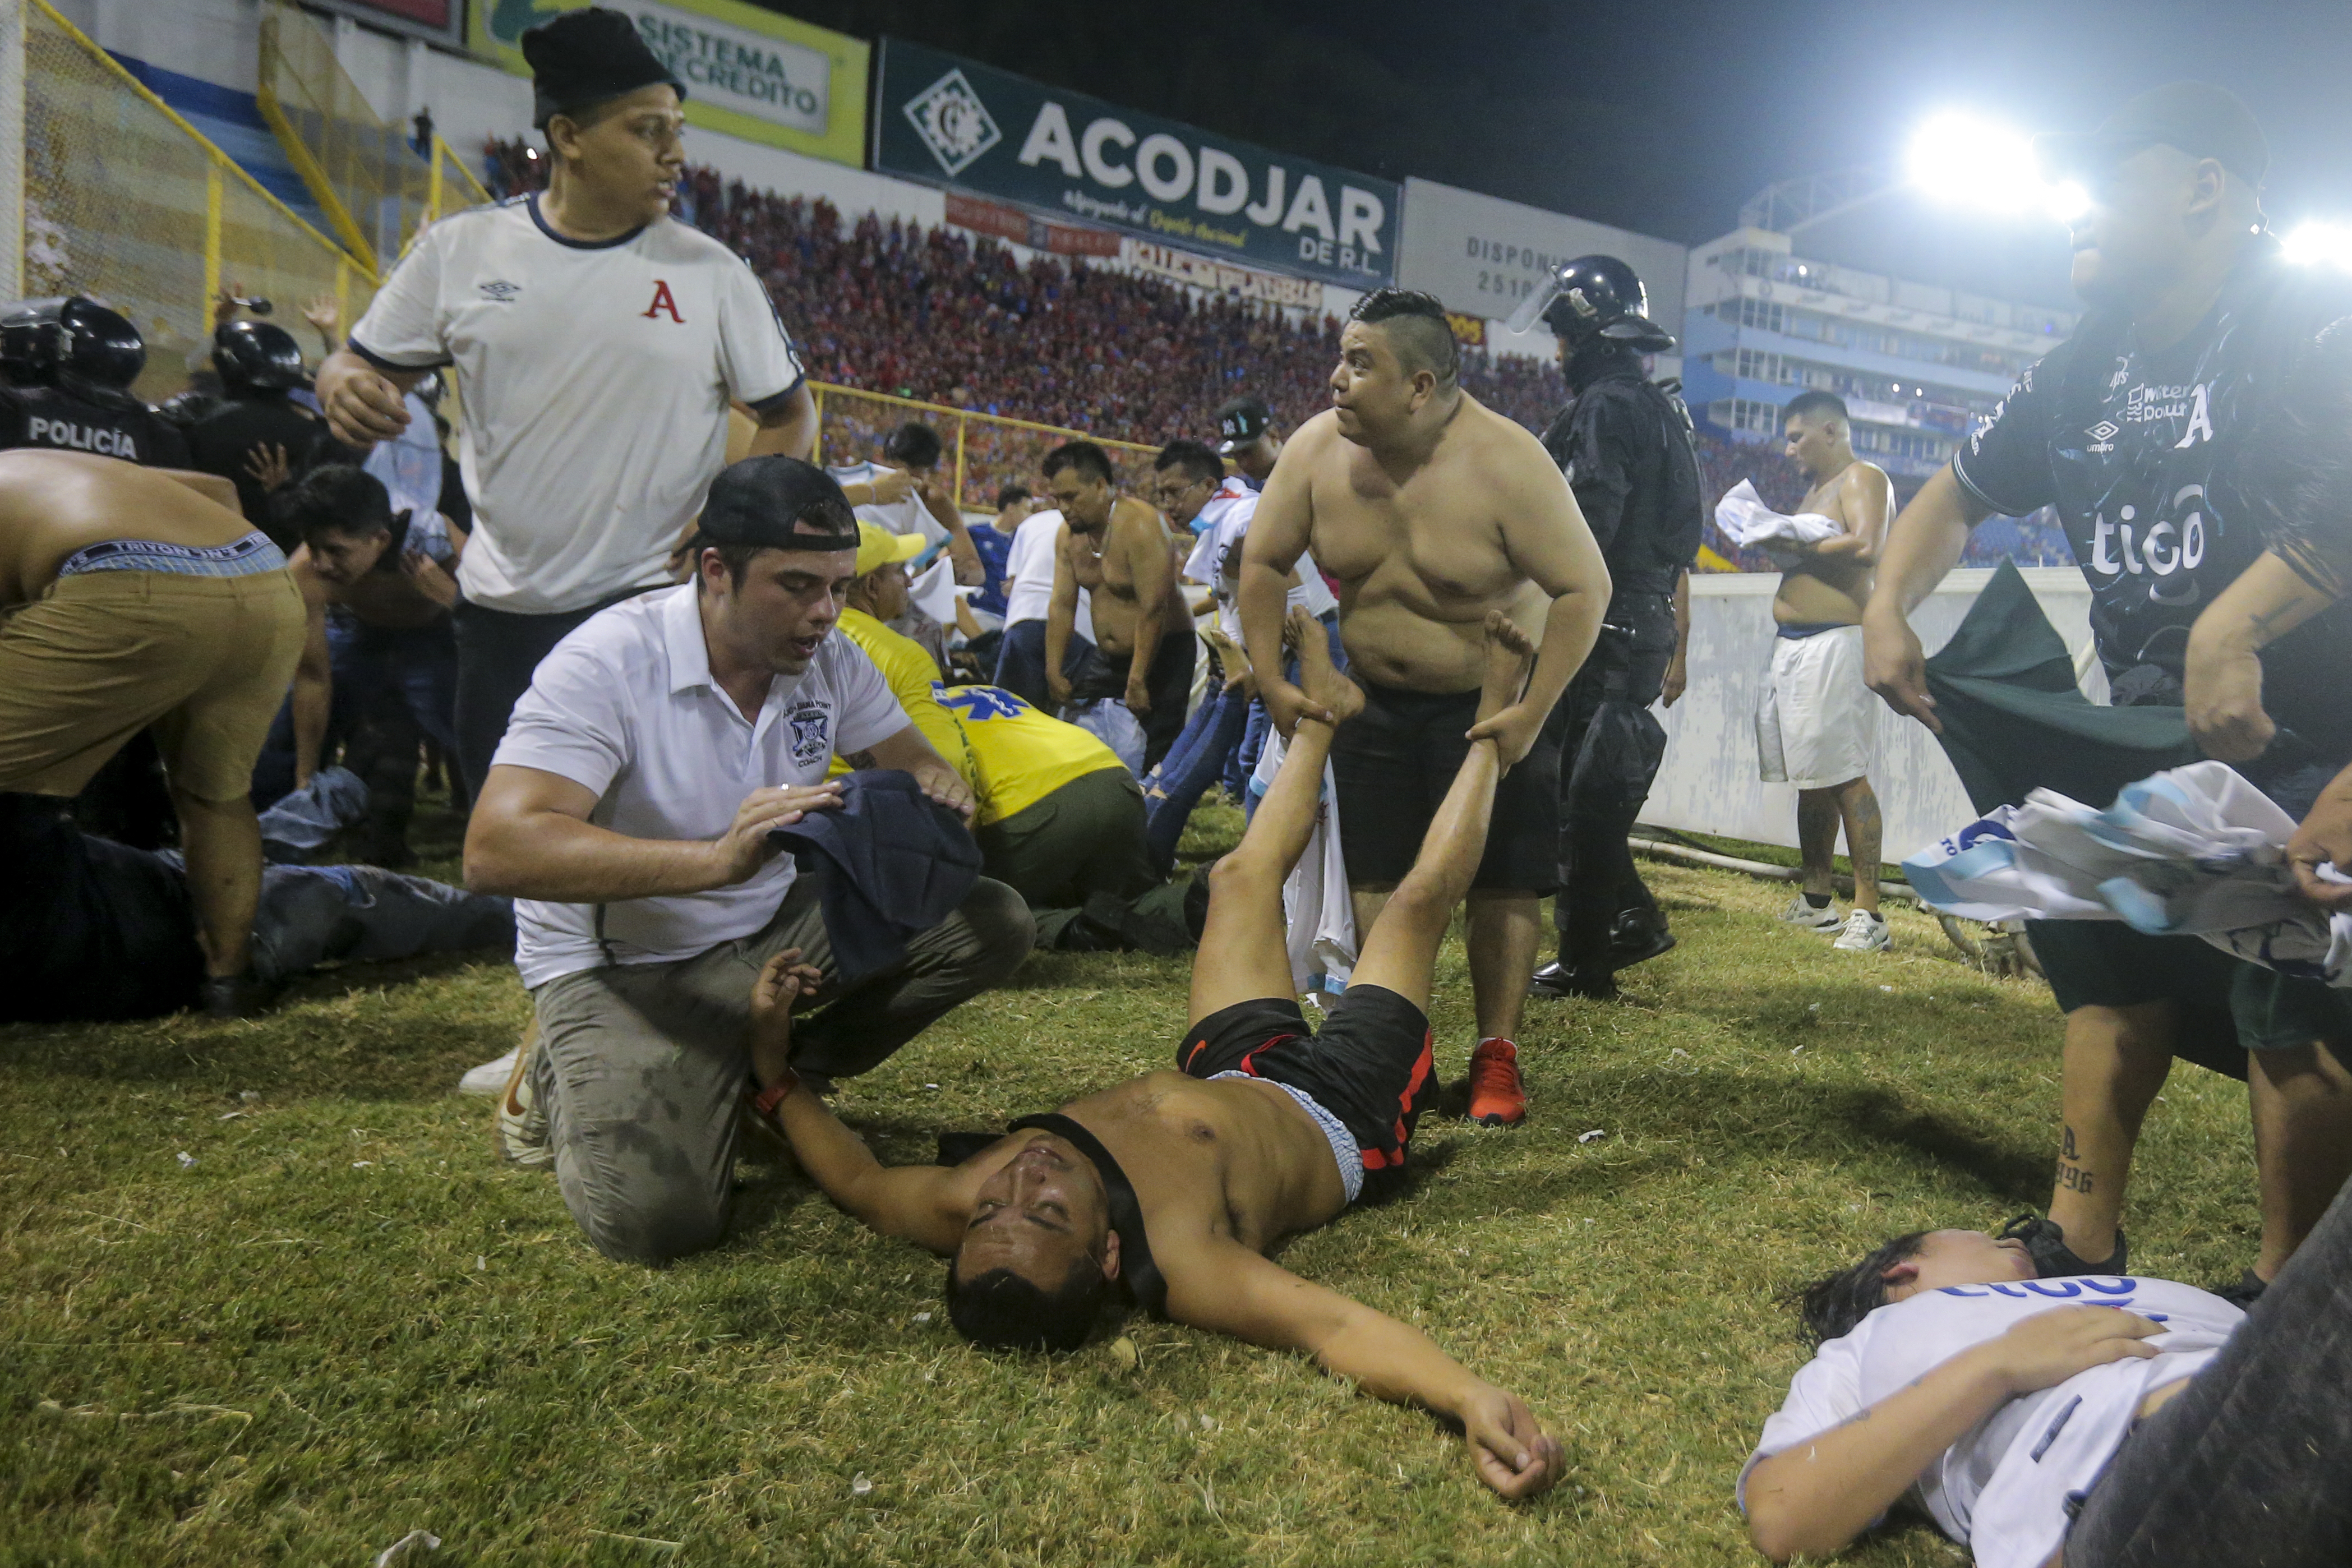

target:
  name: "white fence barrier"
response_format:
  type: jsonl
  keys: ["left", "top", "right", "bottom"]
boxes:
{"left": 1643, "top": 569, "right": 2101, "bottom": 857}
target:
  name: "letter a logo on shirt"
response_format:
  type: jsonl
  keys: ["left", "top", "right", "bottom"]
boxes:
{"left": 643, "top": 279, "right": 684, "bottom": 323}
{"left": 2174, "top": 383, "right": 2214, "bottom": 449}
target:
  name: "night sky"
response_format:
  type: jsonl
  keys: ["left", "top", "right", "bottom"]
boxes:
{"left": 779, "top": 0, "right": 2352, "bottom": 248}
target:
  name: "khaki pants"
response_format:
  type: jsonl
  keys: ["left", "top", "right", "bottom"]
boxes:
{"left": 530, "top": 874, "right": 1032, "bottom": 1266}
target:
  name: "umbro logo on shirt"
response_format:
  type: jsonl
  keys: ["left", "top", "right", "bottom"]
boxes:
{"left": 478, "top": 279, "right": 522, "bottom": 302}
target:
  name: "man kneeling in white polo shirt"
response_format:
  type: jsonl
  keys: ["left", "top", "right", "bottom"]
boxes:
{"left": 463, "top": 457, "right": 1033, "bottom": 1265}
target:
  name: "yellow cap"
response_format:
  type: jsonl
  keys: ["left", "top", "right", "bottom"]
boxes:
{"left": 855, "top": 521, "right": 927, "bottom": 578}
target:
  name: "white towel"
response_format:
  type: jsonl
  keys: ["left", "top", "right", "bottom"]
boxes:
{"left": 1714, "top": 478, "right": 1843, "bottom": 550}
{"left": 1247, "top": 731, "right": 1357, "bottom": 1001}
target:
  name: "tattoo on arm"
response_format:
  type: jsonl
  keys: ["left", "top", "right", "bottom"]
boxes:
{"left": 843, "top": 750, "right": 877, "bottom": 769}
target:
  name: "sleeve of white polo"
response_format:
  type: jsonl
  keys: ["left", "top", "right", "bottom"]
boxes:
{"left": 347, "top": 222, "right": 452, "bottom": 370}
{"left": 716, "top": 256, "right": 805, "bottom": 411}
{"left": 491, "top": 642, "right": 631, "bottom": 798}
{"left": 831, "top": 642, "right": 915, "bottom": 757}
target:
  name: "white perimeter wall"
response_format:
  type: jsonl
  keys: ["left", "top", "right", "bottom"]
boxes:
{"left": 1645, "top": 569, "right": 2101, "bottom": 859}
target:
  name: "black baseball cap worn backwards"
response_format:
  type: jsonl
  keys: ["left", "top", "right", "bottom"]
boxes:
{"left": 522, "top": 6, "right": 686, "bottom": 133}
{"left": 2035, "top": 82, "right": 2268, "bottom": 186}
{"left": 699, "top": 456, "right": 861, "bottom": 553}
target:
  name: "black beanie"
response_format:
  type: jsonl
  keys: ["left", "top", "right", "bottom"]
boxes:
{"left": 522, "top": 7, "right": 685, "bottom": 132}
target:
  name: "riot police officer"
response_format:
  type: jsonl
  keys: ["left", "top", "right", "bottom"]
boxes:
{"left": 0, "top": 296, "right": 188, "bottom": 468}
{"left": 1517, "top": 256, "right": 1703, "bottom": 1001}
{"left": 185, "top": 319, "right": 341, "bottom": 543}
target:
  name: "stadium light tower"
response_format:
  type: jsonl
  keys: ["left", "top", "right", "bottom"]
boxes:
{"left": 1739, "top": 113, "right": 2085, "bottom": 236}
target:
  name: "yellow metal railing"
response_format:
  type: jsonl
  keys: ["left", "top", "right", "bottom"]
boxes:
{"left": 22, "top": 0, "right": 376, "bottom": 401}
{"left": 811, "top": 382, "right": 1161, "bottom": 512}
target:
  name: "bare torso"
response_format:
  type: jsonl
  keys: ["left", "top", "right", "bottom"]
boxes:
{"left": 985, "top": 1071, "right": 1348, "bottom": 1258}
{"left": 1297, "top": 403, "right": 1552, "bottom": 692}
{"left": 1772, "top": 460, "right": 1889, "bottom": 627}
{"left": 1064, "top": 494, "right": 1183, "bottom": 659}
{"left": 0, "top": 450, "right": 255, "bottom": 606}
{"left": 326, "top": 560, "right": 448, "bottom": 630}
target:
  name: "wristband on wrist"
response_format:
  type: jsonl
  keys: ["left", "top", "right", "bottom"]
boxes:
{"left": 750, "top": 1068, "right": 800, "bottom": 1122}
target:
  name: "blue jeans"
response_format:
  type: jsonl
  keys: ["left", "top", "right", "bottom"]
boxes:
{"left": 1140, "top": 684, "right": 1250, "bottom": 877}
{"left": 255, "top": 616, "right": 458, "bottom": 807}
{"left": 1229, "top": 612, "right": 1346, "bottom": 817}
{"left": 993, "top": 619, "right": 1095, "bottom": 712}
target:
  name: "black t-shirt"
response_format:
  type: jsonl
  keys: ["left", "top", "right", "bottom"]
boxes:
{"left": 1541, "top": 354, "right": 1704, "bottom": 596}
{"left": 1952, "top": 244, "right": 2352, "bottom": 764}
{"left": 183, "top": 394, "right": 343, "bottom": 544}
{"left": 0, "top": 384, "right": 189, "bottom": 468}
{"left": 0, "top": 794, "right": 203, "bottom": 1023}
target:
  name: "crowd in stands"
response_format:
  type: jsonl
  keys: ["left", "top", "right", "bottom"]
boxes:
{"left": 482, "top": 140, "right": 2069, "bottom": 571}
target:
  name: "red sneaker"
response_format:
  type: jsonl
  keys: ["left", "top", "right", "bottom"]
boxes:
{"left": 1466, "top": 1037, "right": 1526, "bottom": 1127}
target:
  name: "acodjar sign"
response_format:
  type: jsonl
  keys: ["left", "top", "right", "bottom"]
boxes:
{"left": 873, "top": 39, "right": 1396, "bottom": 290}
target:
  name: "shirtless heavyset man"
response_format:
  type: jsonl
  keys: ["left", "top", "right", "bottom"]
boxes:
{"left": 1761, "top": 390, "right": 1894, "bottom": 954}
{"left": 1043, "top": 440, "right": 1196, "bottom": 772}
{"left": 761, "top": 612, "right": 1565, "bottom": 1501}
{"left": 1239, "top": 288, "right": 1611, "bottom": 1127}
{"left": 0, "top": 450, "right": 305, "bottom": 1014}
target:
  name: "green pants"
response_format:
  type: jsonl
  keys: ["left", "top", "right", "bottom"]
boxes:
{"left": 977, "top": 768, "right": 1180, "bottom": 948}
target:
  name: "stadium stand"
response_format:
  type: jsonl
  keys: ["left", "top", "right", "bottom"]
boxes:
{"left": 483, "top": 140, "right": 2073, "bottom": 571}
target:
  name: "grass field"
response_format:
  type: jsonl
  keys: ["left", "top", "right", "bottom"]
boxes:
{"left": 0, "top": 801, "right": 2268, "bottom": 1566}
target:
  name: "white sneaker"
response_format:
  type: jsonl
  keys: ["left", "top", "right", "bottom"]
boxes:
{"left": 1778, "top": 892, "right": 1843, "bottom": 930}
{"left": 1832, "top": 908, "right": 1892, "bottom": 952}
{"left": 458, "top": 1047, "right": 520, "bottom": 1097}
{"left": 496, "top": 1039, "right": 551, "bottom": 1168}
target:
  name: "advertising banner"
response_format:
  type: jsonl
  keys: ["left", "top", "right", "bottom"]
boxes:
{"left": 1118, "top": 239, "right": 1323, "bottom": 309}
{"left": 471, "top": 0, "right": 869, "bottom": 167}
{"left": 305, "top": 0, "right": 463, "bottom": 44}
{"left": 874, "top": 38, "right": 1396, "bottom": 290}
{"left": 1398, "top": 176, "right": 1687, "bottom": 343}
{"left": 945, "top": 192, "right": 1120, "bottom": 258}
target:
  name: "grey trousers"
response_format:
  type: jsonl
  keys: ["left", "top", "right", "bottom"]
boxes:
{"left": 529, "top": 874, "right": 1033, "bottom": 1266}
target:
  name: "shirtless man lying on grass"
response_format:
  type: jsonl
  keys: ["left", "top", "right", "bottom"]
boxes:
{"left": 753, "top": 608, "right": 1565, "bottom": 1500}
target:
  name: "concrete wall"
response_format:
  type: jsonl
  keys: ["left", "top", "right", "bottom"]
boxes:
{"left": 1644, "top": 569, "right": 2101, "bottom": 859}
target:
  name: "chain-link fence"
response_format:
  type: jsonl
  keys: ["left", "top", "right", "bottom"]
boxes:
{"left": 813, "top": 383, "right": 1161, "bottom": 511}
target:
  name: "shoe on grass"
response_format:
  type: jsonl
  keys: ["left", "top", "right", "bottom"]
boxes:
{"left": 1997, "top": 1213, "right": 2127, "bottom": 1276}
{"left": 1529, "top": 960, "right": 1618, "bottom": 1000}
{"left": 496, "top": 1038, "right": 551, "bottom": 1168}
{"left": 2214, "top": 1269, "right": 2268, "bottom": 1308}
{"left": 1466, "top": 1037, "right": 1526, "bottom": 1127}
{"left": 1609, "top": 910, "right": 1677, "bottom": 970}
{"left": 1777, "top": 892, "right": 1842, "bottom": 930}
{"left": 459, "top": 1047, "right": 521, "bottom": 1097}
{"left": 1832, "top": 908, "right": 1891, "bottom": 952}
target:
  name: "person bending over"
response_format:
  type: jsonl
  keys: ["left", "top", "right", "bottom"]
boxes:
{"left": 463, "top": 457, "right": 1031, "bottom": 1266}
{"left": 759, "top": 610, "right": 1566, "bottom": 1501}
{"left": 0, "top": 450, "right": 305, "bottom": 1015}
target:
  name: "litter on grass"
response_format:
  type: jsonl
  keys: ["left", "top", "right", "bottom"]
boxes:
{"left": 1578, "top": 1129, "right": 1606, "bottom": 1144}
{"left": 176, "top": 1152, "right": 196, "bottom": 1169}
{"left": 372, "top": 1530, "right": 440, "bottom": 1566}
{"left": 851, "top": 1472, "right": 874, "bottom": 1496}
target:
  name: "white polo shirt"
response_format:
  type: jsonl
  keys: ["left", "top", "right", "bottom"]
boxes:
{"left": 1002, "top": 508, "right": 1092, "bottom": 639}
{"left": 492, "top": 584, "right": 908, "bottom": 988}
{"left": 349, "top": 195, "right": 806, "bottom": 615}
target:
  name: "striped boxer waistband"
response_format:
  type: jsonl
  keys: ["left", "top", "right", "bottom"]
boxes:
{"left": 56, "top": 531, "right": 288, "bottom": 579}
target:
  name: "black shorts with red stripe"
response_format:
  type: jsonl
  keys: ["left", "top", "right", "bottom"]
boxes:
{"left": 1177, "top": 984, "right": 1434, "bottom": 1203}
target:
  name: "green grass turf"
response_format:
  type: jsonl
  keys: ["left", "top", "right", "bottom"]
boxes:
{"left": 0, "top": 799, "right": 2266, "bottom": 1565}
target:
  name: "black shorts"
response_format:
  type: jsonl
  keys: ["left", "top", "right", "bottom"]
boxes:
{"left": 2029, "top": 920, "right": 2352, "bottom": 1072}
{"left": 1068, "top": 632, "right": 1196, "bottom": 767}
{"left": 1178, "top": 984, "right": 1433, "bottom": 1202}
{"left": 1328, "top": 680, "right": 1563, "bottom": 891}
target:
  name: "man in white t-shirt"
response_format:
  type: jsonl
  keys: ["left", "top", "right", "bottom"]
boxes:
{"left": 827, "top": 420, "right": 983, "bottom": 586}
{"left": 991, "top": 505, "right": 1095, "bottom": 708}
{"left": 1738, "top": 1200, "right": 2352, "bottom": 1568}
{"left": 315, "top": 7, "right": 817, "bottom": 797}
{"left": 462, "top": 458, "right": 1032, "bottom": 1265}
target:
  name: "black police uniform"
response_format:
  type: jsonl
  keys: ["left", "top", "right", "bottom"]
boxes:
{"left": 1539, "top": 340, "right": 1703, "bottom": 974}
{"left": 1951, "top": 235, "right": 2352, "bottom": 1054}
{"left": 0, "top": 381, "right": 189, "bottom": 468}
{"left": 183, "top": 393, "right": 342, "bottom": 546}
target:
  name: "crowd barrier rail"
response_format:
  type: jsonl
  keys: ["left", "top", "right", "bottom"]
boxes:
{"left": 810, "top": 381, "right": 1162, "bottom": 512}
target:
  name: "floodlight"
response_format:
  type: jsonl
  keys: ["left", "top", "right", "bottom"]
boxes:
{"left": 1907, "top": 114, "right": 2083, "bottom": 223}
{"left": 2282, "top": 222, "right": 2352, "bottom": 269}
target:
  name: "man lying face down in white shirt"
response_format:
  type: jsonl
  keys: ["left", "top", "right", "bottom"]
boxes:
{"left": 462, "top": 456, "right": 1034, "bottom": 1266}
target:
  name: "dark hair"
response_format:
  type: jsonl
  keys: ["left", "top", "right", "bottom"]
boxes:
{"left": 1788, "top": 1231, "right": 1929, "bottom": 1346}
{"left": 688, "top": 533, "right": 760, "bottom": 588}
{"left": 1348, "top": 288, "right": 1460, "bottom": 386}
{"left": 883, "top": 421, "right": 943, "bottom": 469}
{"left": 945, "top": 1255, "right": 1107, "bottom": 1354}
{"left": 1042, "top": 440, "right": 1115, "bottom": 487}
{"left": 1154, "top": 438, "right": 1224, "bottom": 487}
{"left": 272, "top": 463, "right": 392, "bottom": 543}
{"left": 995, "top": 482, "right": 1031, "bottom": 510}
{"left": 2244, "top": 319, "right": 2352, "bottom": 599}
{"left": 1783, "top": 390, "right": 1851, "bottom": 426}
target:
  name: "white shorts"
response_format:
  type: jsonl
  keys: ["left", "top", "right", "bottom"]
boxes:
{"left": 1756, "top": 624, "right": 1876, "bottom": 790}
